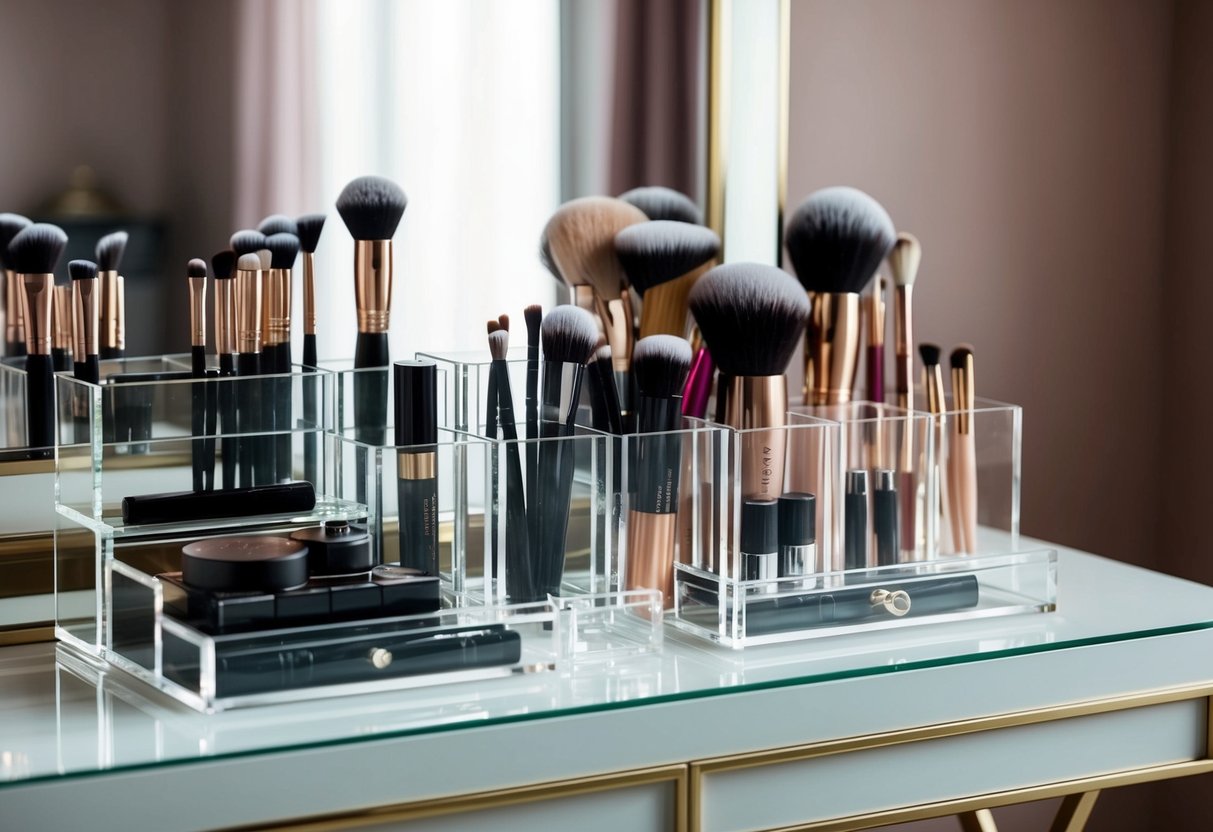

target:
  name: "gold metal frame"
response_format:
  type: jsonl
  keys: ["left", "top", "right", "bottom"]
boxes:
{"left": 688, "top": 684, "right": 1213, "bottom": 831}
{"left": 216, "top": 763, "right": 688, "bottom": 832}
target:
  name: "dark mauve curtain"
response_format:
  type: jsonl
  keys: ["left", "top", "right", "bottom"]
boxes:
{"left": 609, "top": 0, "right": 703, "bottom": 198}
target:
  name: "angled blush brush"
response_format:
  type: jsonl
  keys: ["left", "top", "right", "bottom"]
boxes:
{"left": 618, "top": 186, "right": 704, "bottom": 225}
{"left": 95, "top": 231, "right": 129, "bottom": 360}
{"left": 8, "top": 224, "right": 68, "bottom": 455}
{"left": 0, "top": 213, "right": 32, "bottom": 357}
{"left": 614, "top": 220, "right": 720, "bottom": 339}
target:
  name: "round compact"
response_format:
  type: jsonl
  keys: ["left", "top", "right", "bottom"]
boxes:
{"left": 291, "top": 520, "right": 374, "bottom": 576}
{"left": 182, "top": 535, "right": 309, "bottom": 593}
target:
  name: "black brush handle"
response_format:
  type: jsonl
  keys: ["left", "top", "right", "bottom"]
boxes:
{"left": 525, "top": 341, "right": 538, "bottom": 547}
{"left": 52, "top": 348, "right": 69, "bottom": 373}
{"left": 397, "top": 466, "right": 439, "bottom": 573}
{"left": 302, "top": 333, "right": 318, "bottom": 369}
{"left": 275, "top": 345, "right": 292, "bottom": 482}
{"left": 494, "top": 360, "right": 533, "bottom": 602}
{"left": 302, "top": 360, "right": 318, "bottom": 490}
{"left": 25, "top": 353, "right": 54, "bottom": 457}
{"left": 219, "top": 370, "right": 237, "bottom": 490}
{"left": 204, "top": 371, "right": 218, "bottom": 490}
{"left": 236, "top": 352, "right": 260, "bottom": 488}
{"left": 100, "top": 346, "right": 123, "bottom": 360}
{"left": 354, "top": 332, "right": 390, "bottom": 505}
{"left": 258, "top": 345, "right": 277, "bottom": 484}
{"left": 7, "top": 341, "right": 26, "bottom": 358}
{"left": 485, "top": 360, "right": 500, "bottom": 589}
{"left": 191, "top": 346, "right": 206, "bottom": 492}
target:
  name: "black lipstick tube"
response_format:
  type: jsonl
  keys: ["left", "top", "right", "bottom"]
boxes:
{"left": 394, "top": 361, "right": 438, "bottom": 575}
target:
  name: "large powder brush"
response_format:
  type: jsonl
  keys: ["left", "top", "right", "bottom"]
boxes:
{"left": 614, "top": 220, "right": 719, "bottom": 339}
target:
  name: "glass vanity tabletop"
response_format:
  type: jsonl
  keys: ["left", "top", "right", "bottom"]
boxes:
{"left": 1, "top": 543, "right": 1212, "bottom": 787}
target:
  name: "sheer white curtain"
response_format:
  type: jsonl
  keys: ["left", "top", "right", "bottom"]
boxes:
{"left": 310, "top": 0, "right": 561, "bottom": 361}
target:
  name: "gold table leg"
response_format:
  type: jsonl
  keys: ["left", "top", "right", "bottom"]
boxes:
{"left": 1049, "top": 791, "right": 1101, "bottom": 832}
{"left": 958, "top": 809, "right": 999, "bottom": 832}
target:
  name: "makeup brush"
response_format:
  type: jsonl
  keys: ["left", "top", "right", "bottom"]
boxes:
{"left": 336, "top": 175, "right": 408, "bottom": 503}
{"left": 296, "top": 213, "right": 326, "bottom": 368}
{"left": 688, "top": 263, "right": 809, "bottom": 501}
{"left": 534, "top": 305, "right": 598, "bottom": 598}
{"left": 9, "top": 224, "right": 68, "bottom": 454}
{"left": 543, "top": 197, "right": 647, "bottom": 423}
{"left": 618, "top": 186, "right": 704, "bottom": 226}
{"left": 614, "top": 221, "right": 720, "bottom": 339}
{"left": 234, "top": 252, "right": 262, "bottom": 486}
{"left": 264, "top": 234, "right": 299, "bottom": 482}
{"left": 625, "top": 334, "right": 692, "bottom": 606}
{"left": 488, "top": 327, "right": 533, "bottom": 601}
{"left": 252, "top": 247, "right": 277, "bottom": 482}
{"left": 785, "top": 186, "right": 896, "bottom": 406}
{"left": 539, "top": 227, "right": 594, "bottom": 313}
{"left": 187, "top": 258, "right": 209, "bottom": 491}
{"left": 51, "top": 283, "right": 72, "bottom": 372}
{"left": 920, "top": 343, "right": 950, "bottom": 554}
{"left": 69, "top": 260, "right": 99, "bottom": 385}
{"left": 230, "top": 229, "right": 266, "bottom": 257}
{"left": 950, "top": 345, "right": 977, "bottom": 554}
{"left": 0, "top": 213, "right": 32, "bottom": 357}
{"left": 210, "top": 251, "right": 238, "bottom": 489}
{"left": 257, "top": 214, "right": 298, "bottom": 237}
{"left": 888, "top": 233, "right": 921, "bottom": 411}
{"left": 523, "top": 303, "right": 542, "bottom": 486}
{"left": 589, "top": 343, "right": 624, "bottom": 434}
{"left": 95, "top": 231, "right": 129, "bottom": 360}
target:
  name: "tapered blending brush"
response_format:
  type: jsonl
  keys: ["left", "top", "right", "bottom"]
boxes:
{"left": 488, "top": 327, "right": 533, "bottom": 601}
{"left": 257, "top": 214, "right": 298, "bottom": 237}
{"left": 543, "top": 197, "right": 647, "bottom": 423}
{"left": 0, "top": 213, "right": 32, "bottom": 357}
{"left": 211, "top": 251, "right": 238, "bottom": 488}
{"left": 688, "top": 263, "right": 809, "bottom": 502}
{"left": 920, "top": 343, "right": 950, "bottom": 553}
{"left": 296, "top": 213, "right": 326, "bottom": 368}
{"left": 187, "top": 258, "right": 209, "bottom": 491}
{"left": 618, "top": 186, "right": 704, "bottom": 226}
{"left": 69, "top": 260, "right": 99, "bottom": 385}
{"left": 234, "top": 252, "right": 263, "bottom": 486}
{"left": 625, "top": 334, "right": 692, "bottom": 607}
{"left": 949, "top": 346, "right": 977, "bottom": 554}
{"left": 534, "top": 305, "right": 598, "bottom": 598}
{"left": 888, "top": 233, "right": 921, "bottom": 411}
{"left": 785, "top": 187, "right": 896, "bottom": 406}
{"left": 8, "top": 224, "right": 68, "bottom": 454}
{"left": 51, "top": 283, "right": 72, "bottom": 372}
{"left": 95, "top": 231, "right": 129, "bottom": 360}
{"left": 614, "top": 221, "right": 720, "bottom": 338}
{"left": 336, "top": 175, "right": 408, "bottom": 504}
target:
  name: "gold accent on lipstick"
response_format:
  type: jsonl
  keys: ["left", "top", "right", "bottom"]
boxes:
{"left": 188, "top": 273, "right": 207, "bottom": 348}
{"left": 625, "top": 510, "right": 678, "bottom": 607}
{"left": 354, "top": 239, "right": 392, "bottom": 334}
{"left": 398, "top": 449, "right": 436, "bottom": 480}
{"left": 302, "top": 251, "right": 316, "bottom": 336}
{"left": 804, "top": 291, "right": 861, "bottom": 406}
{"left": 20, "top": 274, "right": 53, "bottom": 356}
{"left": 235, "top": 262, "right": 262, "bottom": 355}
{"left": 723, "top": 375, "right": 788, "bottom": 500}
{"left": 52, "top": 285, "right": 72, "bottom": 354}
{"left": 73, "top": 274, "right": 98, "bottom": 359}
{"left": 99, "top": 270, "right": 124, "bottom": 353}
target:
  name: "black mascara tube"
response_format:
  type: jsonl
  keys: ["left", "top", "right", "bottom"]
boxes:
{"left": 874, "top": 469, "right": 900, "bottom": 567}
{"left": 844, "top": 469, "right": 869, "bottom": 571}
{"left": 395, "top": 360, "right": 438, "bottom": 575}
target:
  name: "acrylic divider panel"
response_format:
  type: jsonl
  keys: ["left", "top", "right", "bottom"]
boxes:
{"left": 789, "top": 403, "right": 935, "bottom": 565}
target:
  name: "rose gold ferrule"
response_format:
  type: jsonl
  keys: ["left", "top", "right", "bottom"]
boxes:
{"left": 723, "top": 374, "right": 788, "bottom": 500}
{"left": 868, "top": 277, "right": 885, "bottom": 348}
{"left": 235, "top": 266, "right": 262, "bottom": 354}
{"left": 4, "top": 269, "right": 24, "bottom": 346}
{"left": 804, "top": 291, "right": 861, "bottom": 406}
{"left": 73, "top": 278, "right": 99, "bottom": 358}
{"left": 302, "top": 251, "right": 316, "bottom": 336}
{"left": 625, "top": 510, "right": 677, "bottom": 606}
{"left": 398, "top": 450, "right": 436, "bottom": 480}
{"left": 596, "top": 292, "right": 634, "bottom": 373}
{"left": 354, "top": 239, "right": 392, "bottom": 334}
{"left": 52, "top": 285, "right": 73, "bottom": 352}
{"left": 20, "top": 274, "right": 53, "bottom": 356}
{"left": 99, "top": 270, "right": 124, "bottom": 352}
{"left": 952, "top": 355, "right": 974, "bottom": 434}
{"left": 893, "top": 284, "right": 913, "bottom": 411}
{"left": 266, "top": 268, "right": 291, "bottom": 345}
{"left": 213, "top": 279, "right": 233, "bottom": 355}
{"left": 188, "top": 276, "right": 207, "bottom": 348}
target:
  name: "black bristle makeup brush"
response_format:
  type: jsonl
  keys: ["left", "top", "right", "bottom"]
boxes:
{"left": 95, "top": 231, "right": 129, "bottom": 360}
{"left": 590, "top": 343, "right": 624, "bottom": 435}
{"left": 618, "top": 186, "right": 704, "bottom": 225}
{"left": 0, "top": 213, "right": 32, "bottom": 357}
{"left": 296, "top": 213, "right": 326, "bottom": 368}
{"left": 688, "top": 263, "right": 809, "bottom": 502}
{"left": 523, "top": 303, "right": 542, "bottom": 490}
{"left": 230, "top": 229, "right": 266, "bottom": 258}
{"left": 336, "top": 175, "right": 408, "bottom": 505}
{"left": 625, "top": 335, "right": 692, "bottom": 606}
{"left": 534, "top": 305, "right": 599, "bottom": 598}
{"left": 68, "top": 260, "right": 99, "bottom": 385}
{"left": 614, "top": 220, "right": 719, "bottom": 339}
{"left": 8, "top": 224, "right": 68, "bottom": 455}
{"left": 584, "top": 338, "right": 610, "bottom": 433}
{"left": 265, "top": 233, "right": 299, "bottom": 482}
{"left": 187, "top": 258, "right": 209, "bottom": 491}
{"left": 489, "top": 326, "right": 533, "bottom": 602}
{"left": 257, "top": 214, "right": 298, "bottom": 237}
{"left": 234, "top": 252, "right": 263, "bottom": 486}
{"left": 211, "top": 250, "right": 238, "bottom": 488}
{"left": 785, "top": 186, "right": 895, "bottom": 406}
{"left": 920, "top": 343, "right": 950, "bottom": 553}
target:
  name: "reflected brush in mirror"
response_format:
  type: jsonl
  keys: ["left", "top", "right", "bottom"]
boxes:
{"left": 949, "top": 345, "right": 977, "bottom": 554}
{"left": 95, "top": 230, "right": 128, "bottom": 360}
{"left": 618, "top": 186, "right": 704, "bottom": 225}
{"left": 785, "top": 186, "right": 895, "bottom": 406}
{"left": 0, "top": 213, "right": 32, "bottom": 357}
{"left": 614, "top": 220, "right": 720, "bottom": 339}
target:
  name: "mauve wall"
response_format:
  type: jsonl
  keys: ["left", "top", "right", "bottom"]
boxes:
{"left": 788, "top": 1, "right": 1210, "bottom": 829}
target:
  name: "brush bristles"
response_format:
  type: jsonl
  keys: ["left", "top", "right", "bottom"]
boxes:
{"left": 614, "top": 221, "right": 720, "bottom": 295}
{"left": 638, "top": 264, "right": 709, "bottom": 338}
{"left": 230, "top": 230, "right": 266, "bottom": 256}
{"left": 487, "top": 319, "right": 500, "bottom": 335}
{"left": 0, "top": 213, "right": 31, "bottom": 268}
{"left": 257, "top": 214, "right": 298, "bottom": 237}
{"left": 540, "top": 305, "right": 599, "bottom": 365}
{"left": 618, "top": 186, "right": 703, "bottom": 225}
{"left": 524, "top": 304, "right": 543, "bottom": 342}
{"left": 237, "top": 253, "right": 262, "bottom": 272}
{"left": 784, "top": 186, "right": 896, "bottom": 295}
{"left": 950, "top": 345, "right": 974, "bottom": 369}
{"left": 8, "top": 223, "right": 68, "bottom": 274}
{"left": 688, "top": 262, "right": 809, "bottom": 377}
{"left": 594, "top": 344, "right": 613, "bottom": 365}
{"left": 632, "top": 335, "right": 693, "bottom": 398}
{"left": 265, "top": 233, "right": 300, "bottom": 269}
{"left": 335, "top": 175, "right": 408, "bottom": 240}
{"left": 918, "top": 343, "right": 941, "bottom": 367}
{"left": 256, "top": 250, "right": 272, "bottom": 271}
{"left": 488, "top": 329, "right": 509, "bottom": 360}
{"left": 538, "top": 232, "right": 560, "bottom": 281}
{"left": 187, "top": 258, "right": 208, "bottom": 278}
{"left": 95, "top": 230, "right": 129, "bottom": 272}
{"left": 69, "top": 259, "right": 98, "bottom": 282}
{"left": 888, "top": 232, "right": 922, "bottom": 288}
{"left": 296, "top": 213, "right": 326, "bottom": 253}
{"left": 498, "top": 314, "right": 510, "bottom": 332}
{"left": 543, "top": 196, "right": 647, "bottom": 301}
{"left": 211, "top": 250, "right": 237, "bottom": 280}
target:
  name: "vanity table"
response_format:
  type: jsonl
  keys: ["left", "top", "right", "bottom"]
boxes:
{"left": 1, "top": 544, "right": 1210, "bottom": 832}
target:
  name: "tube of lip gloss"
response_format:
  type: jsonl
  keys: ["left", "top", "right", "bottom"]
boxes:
{"left": 394, "top": 360, "right": 439, "bottom": 575}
